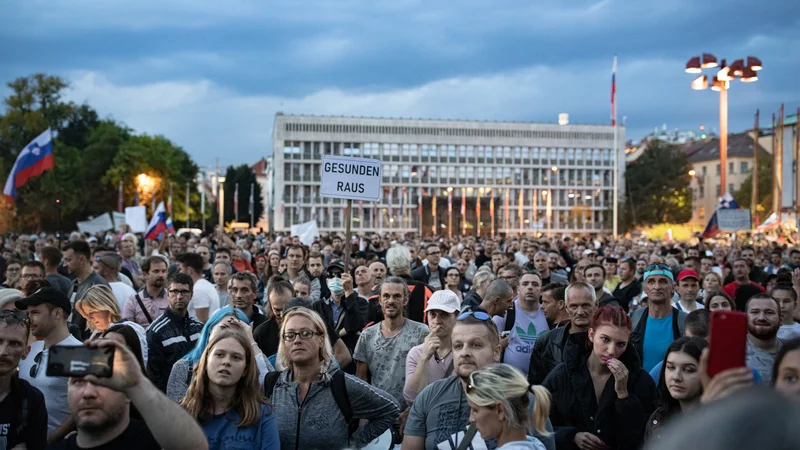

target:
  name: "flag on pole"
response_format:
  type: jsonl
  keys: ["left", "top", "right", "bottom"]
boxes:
{"left": 518, "top": 188, "right": 524, "bottom": 234}
{"left": 117, "top": 180, "right": 124, "bottom": 212}
{"left": 280, "top": 188, "right": 285, "bottom": 215}
{"left": 490, "top": 194, "right": 495, "bottom": 237}
{"left": 234, "top": 183, "right": 239, "bottom": 222}
{"left": 387, "top": 187, "right": 394, "bottom": 219}
{"left": 611, "top": 55, "right": 617, "bottom": 126}
{"left": 399, "top": 187, "right": 406, "bottom": 223}
{"left": 3, "top": 128, "right": 54, "bottom": 201}
{"left": 185, "top": 182, "right": 190, "bottom": 228}
{"left": 447, "top": 189, "right": 453, "bottom": 238}
{"left": 461, "top": 188, "right": 466, "bottom": 236}
{"left": 295, "top": 187, "right": 300, "bottom": 215}
{"left": 248, "top": 182, "right": 254, "bottom": 227}
{"left": 168, "top": 182, "right": 173, "bottom": 215}
{"left": 432, "top": 195, "right": 437, "bottom": 233}
{"left": 200, "top": 184, "right": 205, "bottom": 218}
{"left": 702, "top": 192, "right": 741, "bottom": 239}
{"left": 145, "top": 202, "right": 175, "bottom": 240}
{"left": 503, "top": 189, "right": 510, "bottom": 231}
{"left": 311, "top": 188, "right": 317, "bottom": 220}
{"left": 476, "top": 189, "right": 482, "bottom": 237}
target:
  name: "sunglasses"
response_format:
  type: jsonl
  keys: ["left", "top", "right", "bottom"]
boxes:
{"left": 30, "top": 351, "right": 43, "bottom": 378}
{"left": 457, "top": 311, "right": 492, "bottom": 322}
{"left": 645, "top": 263, "right": 671, "bottom": 272}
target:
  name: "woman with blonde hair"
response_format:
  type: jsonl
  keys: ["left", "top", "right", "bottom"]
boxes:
{"left": 467, "top": 363, "right": 551, "bottom": 450}
{"left": 181, "top": 329, "right": 279, "bottom": 449}
{"left": 76, "top": 285, "right": 123, "bottom": 337}
{"left": 264, "top": 307, "right": 399, "bottom": 450}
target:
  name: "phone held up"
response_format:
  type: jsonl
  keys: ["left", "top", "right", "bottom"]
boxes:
{"left": 707, "top": 310, "right": 747, "bottom": 378}
{"left": 46, "top": 345, "right": 115, "bottom": 378}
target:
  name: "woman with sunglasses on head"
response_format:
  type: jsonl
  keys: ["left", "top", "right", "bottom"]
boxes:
{"left": 466, "top": 363, "right": 551, "bottom": 450}
{"left": 645, "top": 337, "right": 707, "bottom": 441}
{"left": 543, "top": 305, "right": 657, "bottom": 450}
{"left": 265, "top": 307, "right": 399, "bottom": 450}
{"left": 167, "top": 306, "right": 274, "bottom": 402}
{"left": 181, "top": 329, "right": 280, "bottom": 449}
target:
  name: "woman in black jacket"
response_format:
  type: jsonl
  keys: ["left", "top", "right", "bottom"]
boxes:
{"left": 542, "top": 305, "right": 657, "bottom": 450}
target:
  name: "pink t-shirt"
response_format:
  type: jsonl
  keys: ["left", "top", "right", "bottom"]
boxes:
{"left": 403, "top": 343, "right": 454, "bottom": 406}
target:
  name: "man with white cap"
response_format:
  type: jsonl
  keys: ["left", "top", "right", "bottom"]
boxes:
{"left": 403, "top": 289, "right": 459, "bottom": 406}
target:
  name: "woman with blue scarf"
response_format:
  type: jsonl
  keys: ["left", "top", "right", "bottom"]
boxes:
{"left": 167, "top": 306, "right": 275, "bottom": 402}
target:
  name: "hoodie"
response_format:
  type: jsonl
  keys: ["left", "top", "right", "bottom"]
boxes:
{"left": 267, "top": 366, "right": 400, "bottom": 450}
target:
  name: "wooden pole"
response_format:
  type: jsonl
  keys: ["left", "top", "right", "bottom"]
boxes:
{"left": 344, "top": 199, "right": 353, "bottom": 271}
{"left": 752, "top": 109, "right": 759, "bottom": 226}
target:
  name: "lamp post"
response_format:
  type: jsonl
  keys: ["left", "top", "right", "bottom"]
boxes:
{"left": 685, "top": 53, "right": 762, "bottom": 197}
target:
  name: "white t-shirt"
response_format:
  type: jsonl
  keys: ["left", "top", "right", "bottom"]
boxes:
{"left": 674, "top": 300, "right": 704, "bottom": 313}
{"left": 188, "top": 278, "right": 221, "bottom": 321}
{"left": 110, "top": 281, "right": 137, "bottom": 311}
{"left": 778, "top": 322, "right": 800, "bottom": 341}
{"left": 493, "top": 300, "right": 549, "bottom": 376}
{"left": 18, "top": 334, "right": 83, "bottom": 432}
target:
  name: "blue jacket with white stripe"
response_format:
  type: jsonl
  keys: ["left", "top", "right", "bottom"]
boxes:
{"left": 145, "top": 307, "right": 203, "bottom": 392}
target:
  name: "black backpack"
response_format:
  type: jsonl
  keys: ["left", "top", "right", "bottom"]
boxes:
{"left": 263, "top": 369, "right": 358, "bottom": 437}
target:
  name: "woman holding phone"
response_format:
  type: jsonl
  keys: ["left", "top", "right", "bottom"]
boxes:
{"left": 543, "top": 305, "right": 657, "bottom": 450}
{"left": 646, "top": 337, "right": 707, "bottom": 440}
{"left": 181, "top": 329, "right": 280, "bottom": 449}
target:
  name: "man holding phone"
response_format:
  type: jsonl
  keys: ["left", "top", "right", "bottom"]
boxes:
{"left": 16, "top": 287, "right": 83, "bottom": 443}
{"left": 0, "top": 310, "right": 48, "bottom": 450}
{"left": 48, "top": 339, "right": 208, "bottom": 450}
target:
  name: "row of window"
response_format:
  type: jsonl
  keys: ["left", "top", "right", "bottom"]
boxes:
{"left": 283, "top": 163, "right": 614, "bottom": 187}
{"left": 694, "top": 183, "right": 738, "bottom": 200}
{"left": 700, "top": 161, "right": 750, "bottom": 176}
{"left": 283, "top": 141, "right": 615, "bottom": 163}
{"left": 282, "top": 122, "right": 614, "bottom": 141}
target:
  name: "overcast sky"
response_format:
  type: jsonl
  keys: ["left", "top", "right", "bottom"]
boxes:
{"left": 2, "top": 0, "right": 798, "bottom": 167}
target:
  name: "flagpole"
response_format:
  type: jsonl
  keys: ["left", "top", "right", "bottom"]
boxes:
{"left": 235, "top": 183, "right": 239, "bottom": 223}
{"left": 612, "top": 54, "right": 619, "bottom": 239}
{"left": 250, "top": 182, "right": 255, "bottom": 229}
{"left": 201, "top": 182, "right": 206, "bottom": 233}
{"left": 185, "top": 181, "right": 190, "bottom": 229}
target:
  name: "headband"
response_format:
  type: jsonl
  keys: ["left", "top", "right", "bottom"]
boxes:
{"left": 643, "top": 269, "right": 674, "bottom": 282}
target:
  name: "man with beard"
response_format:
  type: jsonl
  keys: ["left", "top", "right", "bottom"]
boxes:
{"left": 228, "top": 271, "right": 266, "bottom": 330}
{"left": 402, "top": 313, "right": 555, "bottom": 450}
{"left": 49, "top": 339, "right": 207, "bottom": 450}
{"left": 123, "top": 256, "right": 169, "bottom": 328}
{"left": 145, "top": 273, "right": 203, "bottom": 392}
{"left": 493, "top": 272, "right": 548, "bottom": 375}
{"left": 0, "top": 310, "right": 48, "bottom": 450}
{"left": 745, "top": 294, "right": 783, "bottom": 384}
{"left": 16, "top": 288, "right": 83, "bottom": 442}
{"left": 355, "top": 276, "right": 429, "bottom": 409}
{"left": 306, "top": 251, "right": 326, "bottom": 301}
{"left": 528, "top": 282, "right": 598, "bottom": 385}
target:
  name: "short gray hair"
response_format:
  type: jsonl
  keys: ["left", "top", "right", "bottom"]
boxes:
{"left": 212, "top": 261, "right": 232, "bottom": 274}
{"left": 565, "top": 281, "right": 596, "bottom": 303}
{"left": 386, "top": 246, "right": 412, "bottom": 275}
{"left": 472, "top": 270, "right": 496, "bottom": 292}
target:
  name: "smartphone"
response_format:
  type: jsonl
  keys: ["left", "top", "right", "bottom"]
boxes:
{"left": 46, "top": 345, "right": 114, "bottom": 378}
{"left": 707, "top": 310, "right": 747, "bottom": 378}
{"left": 500, "top": 330, "right": 511, "bottom": 338}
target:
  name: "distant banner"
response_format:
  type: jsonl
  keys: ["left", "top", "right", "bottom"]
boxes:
{"left": 112, "top": 212, "right": 126, "bottom": 231}
{"left": 290, "top": 220, "right": 320, "bottom": 246}
{"left": 77, "top": 213, "right": 114, "bottom": 234}
{"left": 124, "top": 206, "right": 148, "bottom": 233}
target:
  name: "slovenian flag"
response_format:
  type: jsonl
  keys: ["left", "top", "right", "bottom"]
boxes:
{"left": 702, "top": 192, "right": 740, "bottom": 239}
{"left": 145, "top": 201, "right": 175, "bottom": 240}
{"left": 3, "top": 128, "right": 54, "bottom": 201}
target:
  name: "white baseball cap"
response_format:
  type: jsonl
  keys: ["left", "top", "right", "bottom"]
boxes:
{"left": 424, "top": 290, "right": 460, "bottom": 314}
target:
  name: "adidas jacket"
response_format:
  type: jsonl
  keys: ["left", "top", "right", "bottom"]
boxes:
{"left": 146, "top": 308, "right": 204, "bottom": 392}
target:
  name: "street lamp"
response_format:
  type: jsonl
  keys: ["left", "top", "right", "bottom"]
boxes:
{"left": 688, "top": 169, "right": 696, "bottom": 177}
{"left": 685, "top": 53, "right": 762, "bottom": 196}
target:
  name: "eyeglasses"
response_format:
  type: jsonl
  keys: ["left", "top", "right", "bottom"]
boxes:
{"left": 282, "top": 330, "right": 320, "bottom": 341}
{"left": 168, "top": 289, "right": 192, "bottom": 296}
{"left": 30, "top": 351, "right": 43, "bottom": 378}
{"left": 457, "top": 311, "right": 492, "bottom": 321}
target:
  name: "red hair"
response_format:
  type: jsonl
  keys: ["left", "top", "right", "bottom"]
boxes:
{"left": 590, "top": 305, "right": 632, "bottom": 333}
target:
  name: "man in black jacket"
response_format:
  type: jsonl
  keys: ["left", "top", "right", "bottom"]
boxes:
{"left": 412, "top": 243, "right": 447, "bottom": 291}
{"left": 228, "top": 271, "right": 267, "bottom": 331}
{"left": 528, "top": 281, "right": 597, "bottom": 385}
{"left": 312, "top": 270, "right": 367, "bottom": 354}
{"left": 146, "top": 273, "right": 204, "bottom": 392}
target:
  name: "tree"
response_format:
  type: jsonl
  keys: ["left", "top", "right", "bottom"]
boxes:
{"left": 622, "top": 140, "right": 693, "bottom": 229}
{"left": 223, "top": 165, "right": 263, "bottom": 226}
{"left": 733, "top": 154, "right": 773, "bottom": 223}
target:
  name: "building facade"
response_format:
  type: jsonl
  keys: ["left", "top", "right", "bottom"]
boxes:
{"left": 272, "top": 114, "right": 624, "bottom": 235}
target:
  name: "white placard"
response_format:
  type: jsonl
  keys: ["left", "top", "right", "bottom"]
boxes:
{"left": 76, "top": 213, "right": 114, "bottom": 234}
{"left": 320, "top": 155, "right": 382, "bottom": 201}
{"left": 718, "top": 209, "right": 752, "bottom": 231}
{"left": 112, "top": 212, "right": 126, "bottom": 231}
{"left": 124, "top": 206, "right": 148, "bottom": 233}
{"left": 290, "top": 220, "right": 320, "bottom": 247}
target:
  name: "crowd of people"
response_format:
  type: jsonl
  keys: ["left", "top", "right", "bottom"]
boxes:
{"left": 0, "top": 228, "right": 799, "bottom": 450}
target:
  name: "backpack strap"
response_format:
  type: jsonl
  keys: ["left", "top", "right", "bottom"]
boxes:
{"left": 263, "top": 370, "right": 282, "bottom": 399}
{"left": 16, "top": 390, "right": 28, "bottom": 436}
{"left": 330, "top": 370, "right": 358, "bottom": 437}
{"left": 503, "top": 304, "right": 516, "bottom": 332}
{"left": 135, "top": 293, "right": 154, "bottom": 324}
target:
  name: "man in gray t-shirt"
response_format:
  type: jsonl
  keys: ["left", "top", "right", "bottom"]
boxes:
{"left": 354, "top": 277, "right": 429, "bottom": 409}
{"left": 745, "top": 295, "right": 783, "bottom": 384}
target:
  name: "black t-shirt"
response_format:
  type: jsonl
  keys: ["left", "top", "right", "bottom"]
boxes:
{"left": 253, "top": 317, "right": 339, "bottom": 357}
{"left": 0, "top": 377, "right": 48, "bottom": 450}
{"left": 613, "top": 279, "right": 642, "bottom": 311}
{"left": 46, "top": 419, "right": 160, "bottom": 450}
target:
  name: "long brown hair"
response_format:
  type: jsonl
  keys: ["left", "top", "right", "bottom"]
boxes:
{"left": 180, "top": 329, "right": 267, "bottom": 427}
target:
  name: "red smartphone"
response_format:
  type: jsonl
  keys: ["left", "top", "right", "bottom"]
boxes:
{"left": 707, "top": 310, "right": 747, "bottom": 378}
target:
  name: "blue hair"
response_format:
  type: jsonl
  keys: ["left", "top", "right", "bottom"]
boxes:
{"left": 183, "top": 306, "right": 250, "bottom": 365}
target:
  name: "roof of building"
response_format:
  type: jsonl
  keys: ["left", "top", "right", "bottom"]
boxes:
{"left": 684, "top": 132, "right": 769, "bottom": 163}
{"left": 250, "top": 158, "right": 268, "bottom": 174}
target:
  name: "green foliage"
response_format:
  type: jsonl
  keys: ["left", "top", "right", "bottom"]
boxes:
{"left": 622, "top": 140, "right": 693, "bottom": 230}
{"left": 733, "top": 154, "right": 773, "bottom": 222}
{"left": 0, "top": 74, "right": 201, "bottom": 232}
{"left": 223, "top": 165, "right": 263, "bottom": 226}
